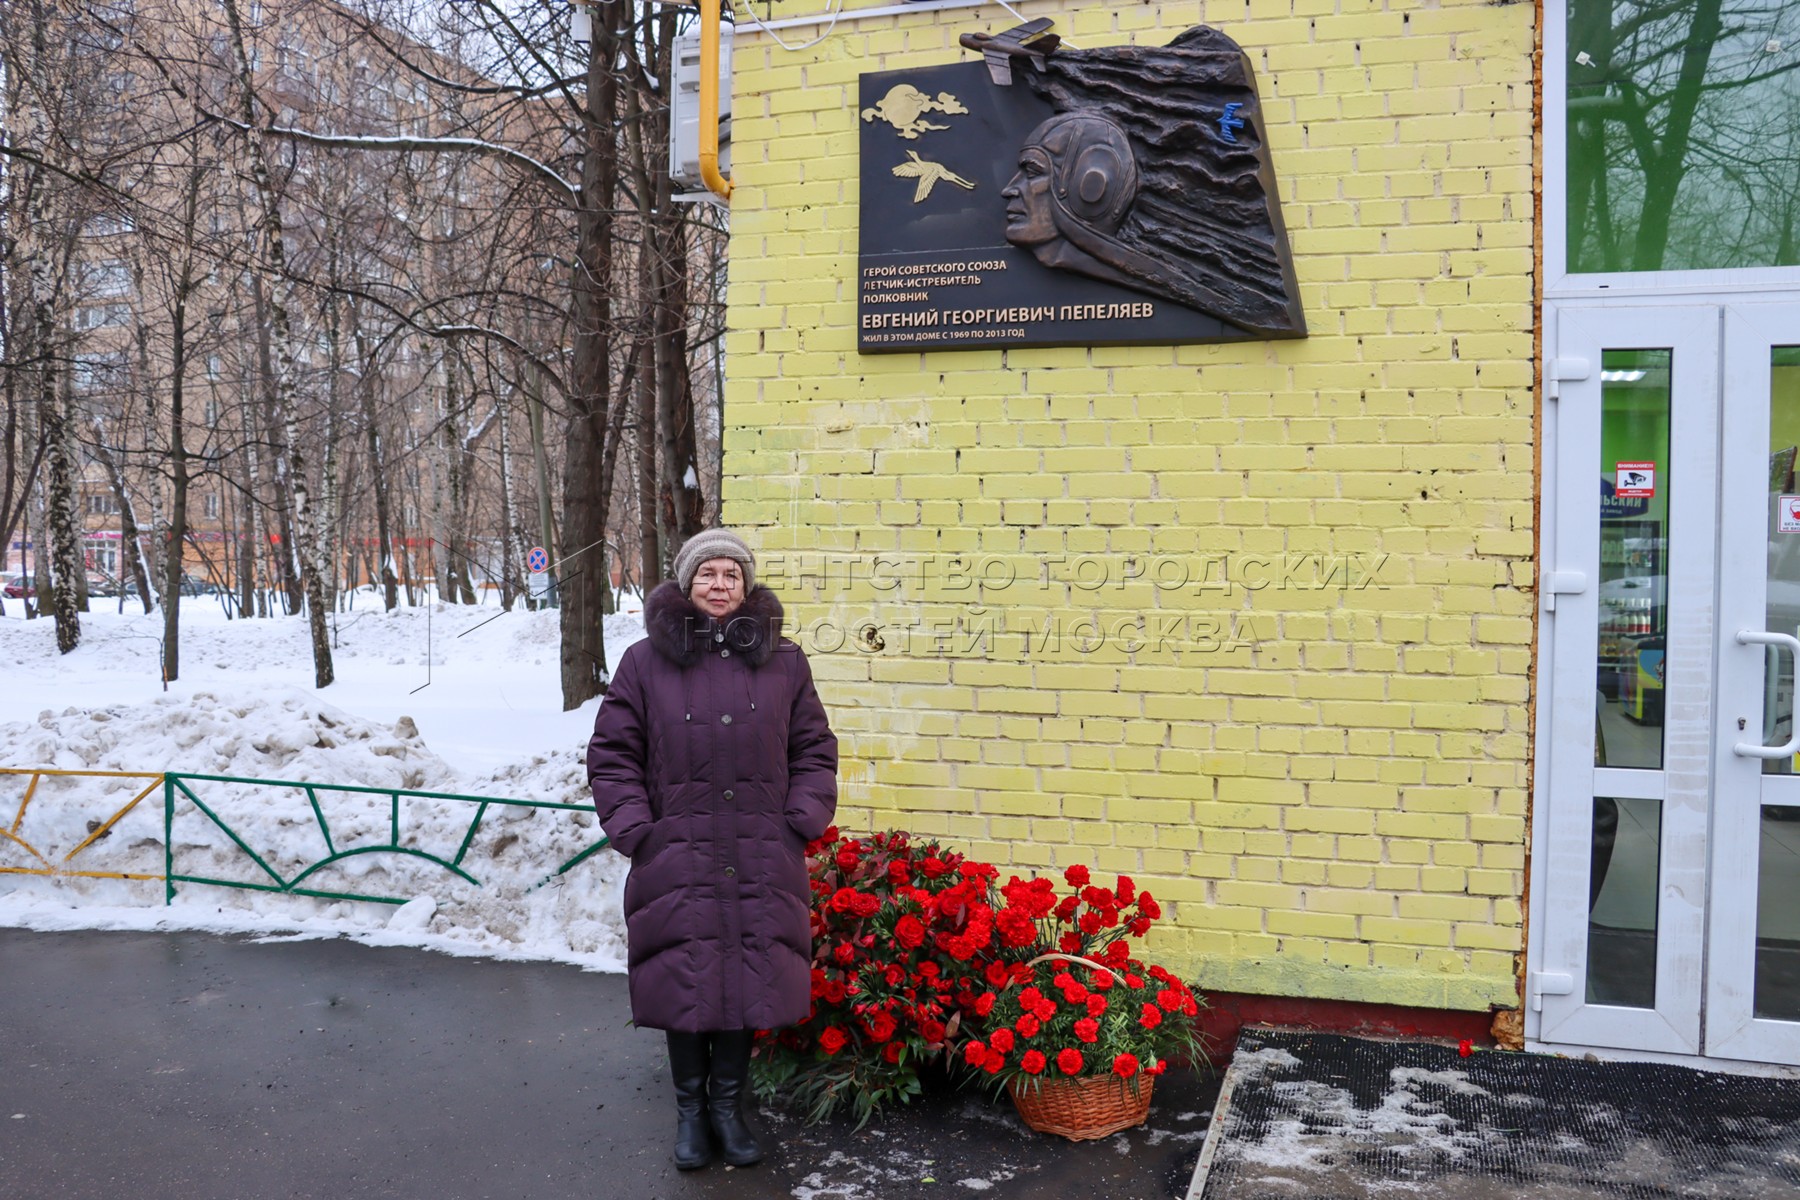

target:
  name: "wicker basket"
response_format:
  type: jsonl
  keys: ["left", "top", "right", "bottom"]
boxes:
{"left": 1009, "top": 1074, "right": 1155, "bottom": 1141}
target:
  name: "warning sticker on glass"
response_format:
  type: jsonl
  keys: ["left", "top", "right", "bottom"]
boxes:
{"left": 1615, "top": 462, "right": 1656, "bottom": 498}
{"left": 1780, "top": 495, "right": 1800, "bottom": 533}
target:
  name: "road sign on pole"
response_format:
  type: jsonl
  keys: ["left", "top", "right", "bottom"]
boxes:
{"left": 525, "top": 546, "right": 549, "bottom": 574}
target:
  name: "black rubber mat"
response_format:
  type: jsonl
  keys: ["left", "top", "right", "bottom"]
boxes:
{"left": 1195, "top": 1028, "right": 1800, "bottom": 1199}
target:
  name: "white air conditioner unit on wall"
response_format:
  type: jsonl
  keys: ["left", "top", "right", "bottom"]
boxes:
{"left": 670, "top": 25, "right": 731, "bottom": 202}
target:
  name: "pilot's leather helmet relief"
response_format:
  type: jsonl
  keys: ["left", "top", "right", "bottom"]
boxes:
{"left": 997, "top": 25, "right": 1306, "bottom": 338}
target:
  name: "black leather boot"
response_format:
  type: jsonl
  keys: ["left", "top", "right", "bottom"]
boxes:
{"left": 706, "top": 1029, "right": 764, "bottom": 1167}
{"left": 666, "top": 1031, "right": 713, "bottom": 1170}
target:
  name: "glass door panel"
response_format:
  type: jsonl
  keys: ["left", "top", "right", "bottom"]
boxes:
{"left": 1539, "top": 306, "right": 1718, "bottom": 1055}
{"left": 1712, "top": 313, "right": 1800, "bottom": 1064}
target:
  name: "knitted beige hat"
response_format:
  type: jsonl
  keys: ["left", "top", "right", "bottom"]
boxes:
{"left": 674, "top": 529, "right": 756, "bottom": 594}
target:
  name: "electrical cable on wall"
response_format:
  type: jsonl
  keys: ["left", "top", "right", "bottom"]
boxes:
{"left": 732, "top": 0, "right": 1078, "bottom": 53}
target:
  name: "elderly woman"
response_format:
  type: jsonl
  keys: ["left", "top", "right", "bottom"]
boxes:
{"left": 587, "top": 529, "right": 838, "bottom": 1170}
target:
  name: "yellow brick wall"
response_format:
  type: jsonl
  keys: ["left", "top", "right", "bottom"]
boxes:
{"left": 721, "top": 0, "right": 1537, "bottom": 1011}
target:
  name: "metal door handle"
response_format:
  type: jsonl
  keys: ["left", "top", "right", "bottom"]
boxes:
{"left": 1735, "top": 630, "right": 1800, "bottom": 758}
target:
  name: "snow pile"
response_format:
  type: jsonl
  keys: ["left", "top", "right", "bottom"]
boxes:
{"left": 0, "top": 687, "right": 629, "bottom": 972}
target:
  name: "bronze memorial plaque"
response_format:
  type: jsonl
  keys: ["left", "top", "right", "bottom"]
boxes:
{"left": 857, "top": 25, "right": 1304, "bottom": 353}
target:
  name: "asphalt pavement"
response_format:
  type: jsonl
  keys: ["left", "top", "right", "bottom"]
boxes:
{"left": 0, "top": 927, "right": 1215, "bottom": 1200}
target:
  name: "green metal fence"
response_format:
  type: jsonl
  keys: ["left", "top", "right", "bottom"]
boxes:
{"left": 161, "top": 773, "right": 610, "bottom": 906}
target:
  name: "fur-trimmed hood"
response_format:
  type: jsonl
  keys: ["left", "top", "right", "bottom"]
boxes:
{"left": 643, "top": 580, "right": 785, "bottom": 669}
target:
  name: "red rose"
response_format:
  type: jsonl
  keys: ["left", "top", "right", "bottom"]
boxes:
{"left": 833, "top": 943, "right": 857, "bottom": 966}
{"left": 853, "top": 893, "right": 881, "bottom": 919}
{"left": 1074, "top": 1018, "right": 1099, "bottom": 1044}
{"left": 836, "top": 846, "right": 861, "bottom": 872}
{"left": 1015, "top": 1012, "right": 1041, "bottom": 1039}
{"left": 1085, "top": 995, "right": 1107, "bottom": 1019}
{"left": 883, "top": 1040, "right": 903, "bottom": 1064}
{"left": 864, "top": 1011, "right": 898, "bottom": 1042}
{"left": 819, "top": 1027, "right": 848, "bottom": 1056}
{"left": 1065, "top": 864, "right": 1090, "bottom": 887}
{"left": 1112, "top": 1053, "right": 1140, "bottom": 1078}
{"left": 920, "top": 856, "right": 950, "bottom": 878}
{"left": 963, "top": 1040, "right": 988, "bottom": 1066}
{"left": 894, "top": 914, "right": 926, "bottom": 949}
{"left": 919, "top": 1018, "right": 946, "bottom": 1043}
{"left": 887, "top": 859, "right": 910, "bottom": 886}
{"left": 1458, "top": 1039, "right": 1474, "bottom": 1058}
{"left": 1057, "top": 1048, "right": 1084, "bottom": 1076}
{"left": 1139, "top": 1003, "right": 1162, "bottom": 1030}
{"left": 830, "top": 887, "right": 859, "bottom": 913}
{"left": 989, "top": 1028, "right": 1016, "bottom": 1054}
{"left": 882, "top": 964, "right": 905, "bottom": 987}
{"left": 1021, "top": 1049, "right": 1047, "bottom": 1075}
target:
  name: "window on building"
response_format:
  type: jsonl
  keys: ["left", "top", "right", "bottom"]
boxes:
{"left": 86, "top": 492, "right": 119, "bottom": 517}
{"left": 81, "top": 259, "right": 132, "bottom": 299}
{"left": 204, "top": 493, "right": 220, "bottom": 518}
{"left": 72, "top": 350, "right": 130, "bottom": 395}
{"left": 1566, "top": 0, "right": 1800, "bottom": 273}
{"left": 73, "top": 303, "right": 130, "bottom": 330}
{"left": 204, "top": 397, "right": 220, "bottom": 425}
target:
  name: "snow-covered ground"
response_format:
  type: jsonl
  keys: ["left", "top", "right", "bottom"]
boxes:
{"left": 0, "top": 595, "right": 646, "bottom": 971}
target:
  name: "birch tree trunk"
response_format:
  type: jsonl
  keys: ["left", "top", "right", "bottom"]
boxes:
{"left": 222, "top": 0, "right": 333, "bottom": 686}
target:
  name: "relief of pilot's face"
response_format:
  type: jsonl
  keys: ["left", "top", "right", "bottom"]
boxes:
{"left": 1001, "top": 147, "right": 1058, "bottom": 247}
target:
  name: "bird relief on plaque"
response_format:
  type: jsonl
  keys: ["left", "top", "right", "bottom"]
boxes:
{"left": 857, "top": 23, "right": 1305, "bottom": 353}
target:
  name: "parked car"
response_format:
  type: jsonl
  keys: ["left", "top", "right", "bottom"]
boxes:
{"left": 85, "top": 573, "right": 121, "bottom": 597}
{"left": 122, "top": 573, "right": 221, "bottom": 599}
{"left": 2, "top": 573, "right": 35, "bottom": 599}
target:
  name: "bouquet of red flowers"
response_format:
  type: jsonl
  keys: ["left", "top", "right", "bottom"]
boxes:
{"left": 750, "top": 826, "right": 1005, "bottom": 1127}
{"left": 962, "top": 865, "right": 1205, "bottom": 1104}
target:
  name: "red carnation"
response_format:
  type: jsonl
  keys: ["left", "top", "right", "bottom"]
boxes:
{"left": 1033, "top": 998, "right": 1057, "bottom": 1022}
{"left": 1147, "top": 1058, "right": 1168, "bottom": 1077}
{"left": 1059, "top": 932, "right": 1084, "bottom": 955}
{"left": 819, "top": 1027, "right": 848, "bottom": 1056}
{"left": 1065, "top": 864, "right": 1090, "bottom": 887}
{"left": 984, "top": 961, "right": 1012, "bottom": 988}
{"left": 1090, "top": 970, "right": 1115, "bottom": 990}
{"left": 974, "top": 991, "right": 997, "bottom": 1017}
{"left": 1112, "top": 1053, "right": 1140, "bottom": 1078}
{"left": 1021, "top": 1049, "right": 1047, "bottom": 1075}
{"left": 1015, "top": 1012, "right": 1041, "bottom": 1039}
{"left": 989, "top": 1028, "right": 1016, "bottom": 1054}
{"left": 894, "top": 914, "right": 926, "bottom": 949}
{"left": 1138, "top": 893, "right": 1161, "bottom": 919}
{"left": 1074, "top": 1018, "right": 1099, "bottom": 1044}
{"left": 1458, "top": 1039, "right": 1474, "bottom": 1058}
{"left": 963, "top": 1040, "right": 988, "bottom": 1066}
{"left": 1085, "top": 994, "right": 1108, "bottom": 1019}
{"left": 982, "top": 1051, "right": 1005, "bottom": 1075}
{"left": 1158, "top": 988, "right": 1182, "bottom": 1012}
{"left": 1139, "top": 1003, "right": 1162, "bottom": 1030}
{"left": 1056, "top": 1048, "right": 1084, "bottom": 1076}
{"left": 1115, "top": 875, "right": 1136, "bottom": 905}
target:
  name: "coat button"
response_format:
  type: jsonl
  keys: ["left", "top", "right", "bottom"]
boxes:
{"left": 721, "top": 648, "right": 731, "bottom": 658}
{"left": 723, "top": 789, "right": 735, "bottom": 801}
{"left": 720, "top": 714, "right": 733, "bottom": 725}
{"left": 724, "top": 866, "right": 736, "bottom": 877}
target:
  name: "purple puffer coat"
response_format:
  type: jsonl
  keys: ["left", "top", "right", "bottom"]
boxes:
{"left": 587, "top": 582, "right": 838, "bottom": 1032}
